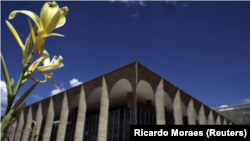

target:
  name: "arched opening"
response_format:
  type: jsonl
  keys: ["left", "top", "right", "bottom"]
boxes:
{"left": 107, "top": 79, "right": 133, "bottom": 141}
{"left": 136, "top": 80, "right": 156, "bottom": 125}
{"left": 83, "top": 87, "right": 102, "bottom": 141}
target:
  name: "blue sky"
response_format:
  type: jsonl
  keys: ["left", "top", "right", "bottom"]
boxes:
{"left": 1, "top": 1, "right": 250, "bottom": 116}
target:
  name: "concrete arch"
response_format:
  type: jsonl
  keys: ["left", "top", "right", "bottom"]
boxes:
{"left": 136, "top": 80, "right": 156, "bottom": 125}
{"left": 137, "top": 80, "right": 155, "bottom": 107}
{"left": 109, "top": 78, "right": 133, "bottom": 108}
{"left": 86, "top": 87, "right": 102, "bottom": 113}
{"left": 165, "top": 92, "right": 173, "bottom": 113}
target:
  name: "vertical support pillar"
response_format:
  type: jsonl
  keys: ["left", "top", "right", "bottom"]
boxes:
{"left": 8, "top": 120, "right": 17, "bottom": 141}
{"left": 155, "top": 79, "right": 166, "bottom": 125}
{"left": 127, "top": 92, "right": 133, "bottom": 108}
{"left": 34, "top": 102, "right": 43, "bottom": 141}
{"left": 97, "top": 76, "right": 109, "bottom": 141}
{"left": 74, "top": 86, "right": 87, "bottom": 141}
{"left": 198, "top": 105, "right": 207, "bottom": 125}
{"left": 13, "top": 110, "right": 24, "bottom": 141}
{"left": 173, "top": 89, "right": 183, "bottom": 125}
{"left": 187, "top": 99, "right": 196, "bottom": 125}
{"left": 223, "top": 118, "right": 227, "bottom": 125}
{"left": 42, "top": 98, "right": 54, "bottom": 141}
{"left": 207, "top": 110, "right": 214, "bottom": 125}
{"left": 146, "top": 100, "right": 152, "bottom": 114}
{"left": 216, "top": 115, "right": 221, "bottom": 125}
{"left": 21, "top": 106, "right": 33, "bottom": 141}
{"left": 56, "top": 92, "right": 69, "bottom": 141}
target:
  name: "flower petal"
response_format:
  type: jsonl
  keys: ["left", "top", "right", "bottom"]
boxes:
{"left": 40, "top": 2, "right": 59, "bottom": 31}
{"left": 55, "top": 6, "right": 69, "bottom": 29}
{"left": 46, "top": 33, "right": 64, "bottom": 37}
{"left": 5, "top": 21, "right": 25, "bottom": 51}
{"left": 9, "top": 10, "right": 42, "bottom": 29}
{"left": 41, "top": 50, "right": 50, "bottom": 66}
{"left": 46, "top": 9, "right": 61, "bottom": 34}
{"left": 28, "top": 18, "right": 36, "bottom": 44}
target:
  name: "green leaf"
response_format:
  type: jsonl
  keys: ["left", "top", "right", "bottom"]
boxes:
{"left": 12, "top": 81, "right": 39, "bottom": 110}
{"left": 28, "top": 18, "right": 36, "bottom": 44}
{"left": 10, "top": 103, "right": 26, "bottom": 125}
{"left": 0, "top": 53, "right": 12, "bottom": 96}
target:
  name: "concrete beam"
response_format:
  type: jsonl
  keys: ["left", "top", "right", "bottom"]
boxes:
{"left": 8, "top": 119, "right": 17, "bottom": 141}
{"left": 21, "top": 106, "right": 33, "bottom": 141}
{"left": 207, "top": 110, "right": 215, "bottom": 125}
{"left": 173, "top": 89, "right": 183, "bottom": 125}
{"left": 97, "top": 76, "right": 109, "bottom": 141}
{"left": 13, "top": 110, "right": 24, "bottom": 141}
{"left": 74, "top": 86, "right": 87, "bottom": 141}
{"left": 56, "top": 92, "right": 69, "bottom": 141}
{"left": 187, "top": 99, "right": 196, "bottom": 125}
{"left": 34, "top": 102, "right": 43, "bottom": 141}
{"left": 216, "top": 115, "right": 221, "bottom": 125}
{"left": 198, "top": 105, "right": 207, "bottom": 125}
{"left": 155, "top": 79, "right": 166, "bottom": 125}
{"left": 42, "top": 98, "right": 54, "bottom": 141}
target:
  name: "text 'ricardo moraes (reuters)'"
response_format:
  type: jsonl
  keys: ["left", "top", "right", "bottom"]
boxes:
{"left": 133, "top": 129, "right": 247, "bottom": 138}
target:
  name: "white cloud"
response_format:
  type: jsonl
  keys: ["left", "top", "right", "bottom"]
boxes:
{"left": 31, "top": 94, "right": 43, "bottom": 101}
{"left": 242, "top": 98, "right": 250, "bottom": 104}
{"left": 218, "top": 105, "right": 234, "bottom": 111}
{"left": 165, "top": 0, "right": 177, "bottom": 6}
{"left": 50, "top": 88, "right": 65, "bottom": 96}
{"left": 69, "top": 78, "right": 83, "bottom": 87}
{"left": 110, "top": 0, "right": 146, "bottom": 7}
{"left": 1, "top": 80, "right": 7, "bottom": 112}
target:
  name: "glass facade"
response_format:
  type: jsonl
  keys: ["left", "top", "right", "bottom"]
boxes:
{"left": 37, "top": 105, "right": 178, "bottom": 141}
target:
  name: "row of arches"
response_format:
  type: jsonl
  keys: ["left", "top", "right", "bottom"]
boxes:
{"left": 7, "top": 76, "right": 233, "bottom": 141}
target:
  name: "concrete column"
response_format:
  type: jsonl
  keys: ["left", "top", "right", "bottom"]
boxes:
{"left": 34, "top": 102, "right": 43, "bottom": 141}
{"left": 229, "top": 122, "right": 232, "bottom": 125}
{"left": 187, "top": 99, "right": 196, "bottom": 125}
{"left": 74, "top": 86, "right": 87, "bottom": 141}
{"left": 198, "top": 105, "right": 207, "bottom": 125}
{"left": 13, "top": 110, "right": 24, "bottom": 141}
{"left": 21, "top": 106, "right": 33, "bottom": 141}
{"left": 155, "top": 79, "right": 166, "bottom": 125}
{"left": 97, "top": 76, "right": 109, "bottom": 141}
{"left": 127, "top": 92, "right": 133, "bottom": 108}
{"left": 207, "top": 111, "right": 214, "bottom": 125}
{"left": 223, "top": 118, "right": 227, "bottom": 125}
{"left": 216, "top": 115, "right": 221, "bottom": 125}
{"left": 8, "top": 120, "right": 17, "bottom": 141}
{"left": 42, "top": 98, "right": 54, "bottom": 141}
{"left": 146, "top": 100, "right": 152, "bottom": 114}
{"left": 56, "top": 92, "right": 69, "bottom": 141}
{"left": 173, "top": 89, "right": 183, "bottom": 125}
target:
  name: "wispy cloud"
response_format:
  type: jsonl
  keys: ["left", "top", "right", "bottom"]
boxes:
{"left": 31, "top": 94, "right": 43, "bottom": 101}
{"left": 70, "top": 78, "right": 83, "bottom": 87}
{"left": 50, "top": 88, "right": 65, "bottom": 96}
{"left": 109, "top": 0, "right": 146, "bottom": 7}
{"left": 1, "top": 80, "right": 7, "bottom": 112}
{"left": 242, "top": 98, "right": 250, "bottom": 104}
{"left": 129, "top": 12, "right": 140, "bottom": 20}
{"left": 165, "top": 0, "right": 177, "bottom": 6}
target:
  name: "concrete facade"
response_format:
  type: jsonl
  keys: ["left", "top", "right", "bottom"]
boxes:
{"left": 5, "top": 62, "right": 234, "bottom": 141}
{"left": 213, "top": 103, "right": 250, "bottom": 125}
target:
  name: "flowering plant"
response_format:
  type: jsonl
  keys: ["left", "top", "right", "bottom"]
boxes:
{"left": 1, "top": 2, "right": 69, "bottom": 140}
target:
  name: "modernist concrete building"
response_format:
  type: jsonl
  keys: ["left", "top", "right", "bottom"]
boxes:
{"left": 213, "top": 103, "right": 250, "bottom": 125}
{"left": 5, "top": 62, "right": 234, "bottom": 141}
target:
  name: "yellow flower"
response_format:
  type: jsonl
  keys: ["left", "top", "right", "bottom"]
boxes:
{"left": 8, "top": 1, "right": 69, "bottom": 55}
{"left": 27, "top": 50, "right": 64, "bottom": 89}
{"left": 9, "top": 1, "right": 69, "bottom": 38}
